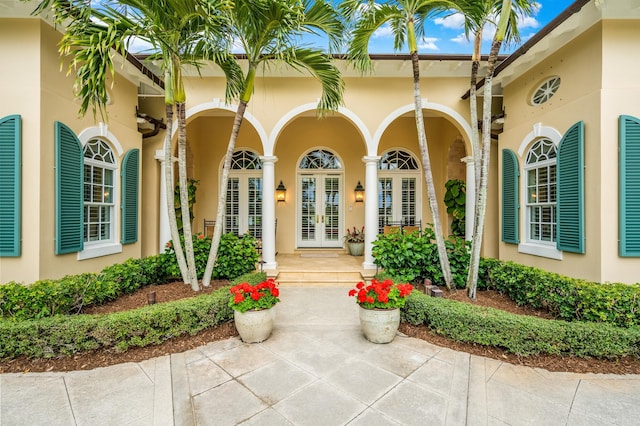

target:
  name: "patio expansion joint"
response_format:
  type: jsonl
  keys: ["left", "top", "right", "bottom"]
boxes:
{"left": 62, "top": 376, "right": 79, "bottom": 426}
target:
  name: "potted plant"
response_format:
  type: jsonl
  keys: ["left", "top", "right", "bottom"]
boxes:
{"left": 348, "top": 279, "right": 413, "bottom": 343}
{"left": 229, "top": 279, "right": 280, "bottom": 343}
{"left": 344, "top": 226, "right": 365, "bottom": 256}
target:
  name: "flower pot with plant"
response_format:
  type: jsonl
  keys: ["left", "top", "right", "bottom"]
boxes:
{"left": 344, "top": 226, "right": 365, "bottom": 256}
{"left": 229, "top": 279, "right": 280, "bottom": 343}
{"left": 348, "top": 279, "right": 413, "bottom": 343}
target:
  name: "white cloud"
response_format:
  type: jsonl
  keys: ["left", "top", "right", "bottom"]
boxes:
{"left": 451, "top": 33, "right": 472, "bottom": 45}
{"left": 373, "top": 24, "right": 394, "bottom": 39}
{"left": 418, "top": 37, "right": 439, "bottom": 51}
{"left": 434, "top": 13, "right": 465, "bottom": 30}
{"left": 127, "top": 36, "right": 154, "bottom": 53}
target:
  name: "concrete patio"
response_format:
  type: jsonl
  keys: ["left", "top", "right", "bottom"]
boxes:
{"left": 2, "top": 286, "right": 640, "bottom": 425}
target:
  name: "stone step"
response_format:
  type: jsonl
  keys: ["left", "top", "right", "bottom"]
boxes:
{"left": 275, "top": 271, "right": 363, "bottom": 287}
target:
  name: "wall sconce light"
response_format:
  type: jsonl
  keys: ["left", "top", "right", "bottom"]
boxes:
{"left": 276, "top": 180, "right": 287, "bottom": 202}
{"left": 354, "top": 181, "right": 365, "bottom": 203}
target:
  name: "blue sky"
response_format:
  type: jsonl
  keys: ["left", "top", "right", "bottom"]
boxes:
{"left": 128, "top": 1, "right": 577, "bottom": 55}
{"left": 364, "top": 1, "right": 577, "bottom": 54}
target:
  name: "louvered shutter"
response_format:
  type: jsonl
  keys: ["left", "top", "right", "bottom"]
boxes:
{"left": 502, "top": 149, "right": 519, "bottom": 244}
{"left": 556, "top": 121, "right": 585, "bottom": 253}
{"left": 55, "top": 122, "right": 84, "bottom": 254}
{"left": 0, "top": 115, "right": 21, "bottom": 256}
{"left": 620, "top": 115, "right": 640, "bottom": 256}
{"left": 121, "top": 149, "right": 139, "bottom": 244}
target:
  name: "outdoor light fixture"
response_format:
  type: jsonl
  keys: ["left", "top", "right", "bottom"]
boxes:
{"left": 354, "top": 181, "right": 365, "bottom": 202}
{"left": 276, "top": 180, "right": 287, "bottom": 202}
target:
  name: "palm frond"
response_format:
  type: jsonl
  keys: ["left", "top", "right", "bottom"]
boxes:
{"left": 282, "top": 47, "right": 344, "bottom": 116}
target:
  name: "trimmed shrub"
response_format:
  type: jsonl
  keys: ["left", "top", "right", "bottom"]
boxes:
{"left": 0, "top": 255, "right": 169, "bottom": 321}
{"left": 486, "top": 260, "right": 640, "bottom": 328}
{"left": 0, "top": 287, "right": 233, "bottom": 359}
{"left": 402, "top": 291, "right": 640, "bottom": 359}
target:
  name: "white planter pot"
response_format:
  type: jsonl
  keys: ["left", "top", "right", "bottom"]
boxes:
{"left": 234, "top": 306, "right": 276, "bottom": 343}
{"left": 358, "top": 306, "right": 400, "bottom": 344}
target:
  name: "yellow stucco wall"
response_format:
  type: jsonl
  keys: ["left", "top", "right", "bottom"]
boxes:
{"left": 0, "top": 19, "right": 42, "bottom": 283}
{"left": 599, "top": 20, "right": 640, "bottom": 283}
{"left": 497, "top": 19, "right": 640, "bottom": 284}
{"left": 0, "top": 19, "right": 142, "bottom": 283}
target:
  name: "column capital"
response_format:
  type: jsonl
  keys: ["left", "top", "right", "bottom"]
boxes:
{"left": 461, "top": 156, "right": 474, "bottom": 164}
{"left": 155, "top": 149, "right": 178, "bottom": 163}
{"left": 362, "top": 155, "right": 381, "bottom": 164}
{"left": 260, "top": 155, "right": 278, "bottom": 164}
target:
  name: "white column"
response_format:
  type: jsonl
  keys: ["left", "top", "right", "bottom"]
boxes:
{"left": 462, "top": 156, "right": 475, "bottom": 241}
{"left": 155, "top": 150, "right": 171, "bottom": 253}
{"left": 362, "top": 156, "right": 380, "bottom": 271}
{"left": 260, "top": 156, "right": 278, "bottom": 270}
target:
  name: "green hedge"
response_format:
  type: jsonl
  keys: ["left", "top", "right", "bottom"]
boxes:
{"left": 402, "top": 291, "right": 640, "bottom": 359}
{"left": 0, "top": 256, "right": 167, "bottom": 320}
{"left": 486, "top": 260, "right": 640, "bottom": 328}
{"left": 0, "top": 287, "right": 233, "bottom": 359}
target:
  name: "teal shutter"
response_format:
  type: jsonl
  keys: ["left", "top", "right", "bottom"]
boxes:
{"left": 121, "top": 149, "right": 139, "bottom": 244}
{"left": 620, "top": 115, "right": 640, "bottom": 256}
{"left": 0, "top": 115, "right": 21, "bottom": 256}
{"left": 502, "top": 149, "right": 519, "bottom": 244}
{"left": 55, "top": 122, "right": 84, "bottom": 254}
{"left": 556, "top": 121, "right": 585, "bottom": 253}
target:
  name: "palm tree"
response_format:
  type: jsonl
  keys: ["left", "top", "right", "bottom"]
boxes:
{"left": 452, "top": 0, "right": 535, "bottom": 299}
{"left": 32, "top": 0, "right": 242, "bottom": 290}
{"left": 201, "top": 0, "right": 345, "bottom": 287}
{"left": 341, "top": 0, "right": 455, "bottom": 291}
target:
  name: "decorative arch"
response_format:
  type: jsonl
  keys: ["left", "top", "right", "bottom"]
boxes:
{"left": 268, "top": 102, "right": 371, "bottom": 156}
{"left": 518, "top": 123, "right": 562, "bottom": 156}
{"left": 177, "top": 98, "right": 269, "bottom": 152}
{"left": 372, "top": 100, "right": 473, "bottom": 155}
{"left": 78, "top": 123, "right": 124, "bottom": 156}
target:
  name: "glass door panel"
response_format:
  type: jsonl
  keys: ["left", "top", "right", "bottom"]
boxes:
{"left": 297, "top": 174, "right": 342, "bottom": 247}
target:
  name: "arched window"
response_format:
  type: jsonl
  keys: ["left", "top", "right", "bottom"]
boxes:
{"left": 83, "top": 139, "right": 116, "bottom": 244}
{"left": 226, "top": 150, "right": 263, "bottom": 238}
{"left": 299, "top": 149, "right": 342, "bottom": 170}
{"left": 524, "top": 139, "right": 557, "bottom": 244}
{"left": 378, "top": 149, "right": 421, "bottom": 233}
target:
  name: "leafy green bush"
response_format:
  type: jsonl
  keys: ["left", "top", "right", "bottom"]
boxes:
{"left": 163, "top": 233, "right": 259, "bottom": 279}
{"left": 486, "top": 260, "right": 640, "bottom": 328}
{"left": 372, "top": 225, "right": 488, "bottom": 289}
{"left": 0, "top": 287, "right": 233, "bottom": 359}
{"left": 402, "top": 291, "right": 640, "bottom": 359}
{"left": 0, "top": 255, "right": 170, "bottom": 321}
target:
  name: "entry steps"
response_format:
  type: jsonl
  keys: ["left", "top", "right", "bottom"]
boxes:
{"left": 274, "top": 271, "right": 364, "bottom": 287}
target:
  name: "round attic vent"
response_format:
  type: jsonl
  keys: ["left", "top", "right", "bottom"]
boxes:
{"left": 530, "top": 76, "right": 561, "bottom": 106}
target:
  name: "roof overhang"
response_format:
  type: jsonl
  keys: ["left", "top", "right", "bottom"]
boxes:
{"left": 463, "top": 0, "right": 640, "bottom": 99}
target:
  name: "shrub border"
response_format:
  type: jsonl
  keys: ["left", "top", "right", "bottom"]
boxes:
{"left": 402, "top": 291, "right": 640, "bottom": 359}
{"left": 0, "top": 272, "right": 267, "bottom": 360}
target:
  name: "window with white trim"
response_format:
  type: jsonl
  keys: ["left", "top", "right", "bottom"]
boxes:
{"left": 83, "top": 139, "right": 116, "bottom": 244}
{"left": 225, "top": 150, "right": 262, "bottom": 238}
{"left": 377, "top": 149, "right": 420, "bottom": 234}
{"left": 530, "top": 76, "right": 561, "bottom": 106}
{"left": 524, "top": 139, "right": 557, "bottom": 244}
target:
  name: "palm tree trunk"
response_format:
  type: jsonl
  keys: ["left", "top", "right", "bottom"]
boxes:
{"left": 202, "top": 99, "right": 248, "bottom": 287}
{"left": 410, "top": 50, "right": 454, "bottom": 291}
{"left": 467, "top": 39, "right": 503, "bottom": 300}
{"left": 176, "top": 101, "right": 199, "bottom": 290}
{"left": 163, "top": 104, "right": 190, "bottom": 284}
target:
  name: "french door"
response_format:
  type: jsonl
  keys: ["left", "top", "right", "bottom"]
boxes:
{"left": 297, "top": 173, "right": 343, "bottom": 247}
